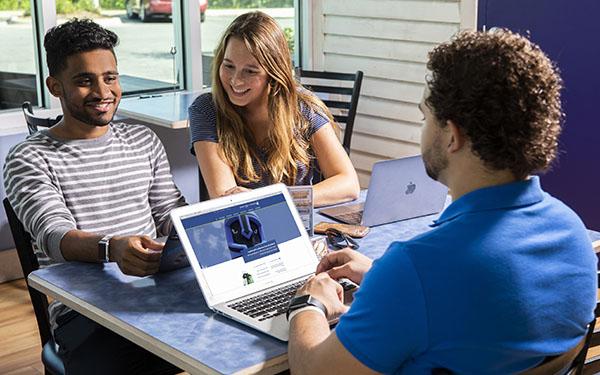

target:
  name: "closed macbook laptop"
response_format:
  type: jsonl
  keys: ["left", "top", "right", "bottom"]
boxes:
{"left": 319, "top": 155, "right": 448, "bottom": 226}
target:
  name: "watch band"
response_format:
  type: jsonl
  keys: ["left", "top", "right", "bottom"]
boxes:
{"left": 287, "top": 306, "right": 326, "bottom": 322}
{"left": 98, "top": 235, "right": 111, "bottom": 263}
{"left": 286, "top": 294, "right": 327, "bottom": 321}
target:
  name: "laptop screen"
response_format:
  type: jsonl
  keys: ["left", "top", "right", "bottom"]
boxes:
{"left": 180, "top": 192, "right": 315, "bottom": 298}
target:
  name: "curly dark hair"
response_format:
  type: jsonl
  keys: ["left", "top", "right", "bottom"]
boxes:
{"left": 426, "top": 29, "right": 563, "bottom": 179}
{"left": 44, "top": 18, "right": 119, "bottom": 76}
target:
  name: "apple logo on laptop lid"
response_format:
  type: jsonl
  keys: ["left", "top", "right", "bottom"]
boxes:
{"left": 405, "top": 182, "right": 416, "bottom": 195}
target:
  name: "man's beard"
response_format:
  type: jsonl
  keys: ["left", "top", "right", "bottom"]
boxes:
{"left": 422, "top": 135, "right": 448, "bottom": 181}
{"left": 65, "top": 99, "right": 117, "bottom": 126}
{"left": 63, "top": 86, "right": 119, "bottom": 126}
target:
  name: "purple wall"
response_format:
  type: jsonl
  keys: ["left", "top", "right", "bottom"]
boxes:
{"left": 479, "top": 0, "right": 600, "bottom": 230}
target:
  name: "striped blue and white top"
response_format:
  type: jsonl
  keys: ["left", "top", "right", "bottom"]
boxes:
{"left": 3, "top": 122, "right": 186, "bottom": 265}
{"left": 188, "top": 92, "right": 329, "bottom": 187}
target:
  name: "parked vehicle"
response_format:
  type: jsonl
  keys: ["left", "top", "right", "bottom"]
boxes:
{"left": 125, "top": 0, "right": 207, "bottom": 22}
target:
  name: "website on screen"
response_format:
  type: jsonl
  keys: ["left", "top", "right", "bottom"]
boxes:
{"left": 181, "top": 193, "right": 312, "bottom": 296}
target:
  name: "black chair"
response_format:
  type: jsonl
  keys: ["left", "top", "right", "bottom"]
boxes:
{"left": 520, "top": 326, "right": 592, "bottom": 375}
{"left": 297, "top": 69, "right": 363, "bottom": 155}
{"left": 198, "top": 169, "right": 209, "bottom": 202}
{"left": 433, "top": 324, "right": 594, "bottom": 375}
{"left": 582, "top": 240, "right": 600, "bottom": 374}
{"left": 22, "top": 101, "right": 63, "bottom": 135}
{"left": 522, "top": 239, "right": 600, "bottom": 375}
{"left": 521, "top": 241, "right": 600, "bottom": 375}
{"left": 3, "top": 198, "right": 65, "bottom": 375}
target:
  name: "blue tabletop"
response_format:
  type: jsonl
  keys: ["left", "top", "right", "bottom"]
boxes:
{"left": 32, "top": 261, "right": 285, "bottom": 374}
{"left": 29, "top": 192, "right": 600, "bottom": 374}
{"left": 28, "top": 194, "right": 442, "bottom": 374}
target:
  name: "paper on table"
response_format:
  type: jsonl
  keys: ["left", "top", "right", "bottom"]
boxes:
{"left": 311, "top": 237, "right": 328, "bottom": 260}
{"left": 287, "top": 185, "right": 314, "bottom": 236}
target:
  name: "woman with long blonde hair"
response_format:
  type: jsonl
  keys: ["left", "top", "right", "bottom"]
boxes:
{"left": 188, "top": 11, "right": 359, "bottom": 206}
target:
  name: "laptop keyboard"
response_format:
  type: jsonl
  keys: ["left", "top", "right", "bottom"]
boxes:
{"left": 228, "top": 278, "right": 309, "bottom": 321}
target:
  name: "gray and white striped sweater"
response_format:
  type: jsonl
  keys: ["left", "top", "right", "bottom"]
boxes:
{"left": 4, "top": 122, "right": 186, "bottom": 263}
{"left": 3, "top": 122, "right": 186, "bottom": 330}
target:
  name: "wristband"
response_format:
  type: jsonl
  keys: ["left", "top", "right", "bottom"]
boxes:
{"left": 286, "top": 294, "right": 328, "bottom": 320}
{"left": 98, "top": 235, "right": 111, "bottom": 263}
{"left": 287, "top": 305, "right": 327, "bottom": 322}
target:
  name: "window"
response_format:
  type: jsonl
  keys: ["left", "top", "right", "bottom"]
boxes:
{"left": 57, "top": 0, "right": 184, "bottom": 95}
{"left": 200, "top": 0, "right": 297, "bottom": 87}
{"left": 0, "top": 0, "right": 302, "bottom": 115}
{"left": 0, "top": 0, "right": 40, "bottom": 110}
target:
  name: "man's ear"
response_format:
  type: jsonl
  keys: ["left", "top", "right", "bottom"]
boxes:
{"left": 446, "top": 120, "right": 466, "bottom": 153}
{"left": 46, "top": 76, "right": 63, "bottom": 98}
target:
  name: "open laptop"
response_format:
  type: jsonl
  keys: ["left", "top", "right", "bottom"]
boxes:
{"left": 319, "top": 155, "right": 448, "bottom": 227}
{"left": 170, "top": 183, "right": 319, "bottom": 341}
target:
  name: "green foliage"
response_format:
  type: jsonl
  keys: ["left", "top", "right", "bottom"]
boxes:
{"left": 0, "top": 0, "right": 102, "bottom": 14}
{"left": 0, "top": 0, "right": 294, "bottom": 12}
{"left": 0, "top": 0, "right": 30, "bottom": 11}
{"left": 283, "top": 26, "right": 294, "bottom": 55}
{"left": 209, "top": 0, "right": 293, "bottom": 9}
{"left": 55, "top": 0, "right": 100, "bottom": 15}
{"left": 100, "top": 0, "right": 125, "bottom": 9}
{"left": 55, "top": 0, "right": 75, "bottom": 14}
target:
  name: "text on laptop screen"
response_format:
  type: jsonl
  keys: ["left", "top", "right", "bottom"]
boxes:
{"left": 181, "top": 193, "right": 313, "bottom": 296}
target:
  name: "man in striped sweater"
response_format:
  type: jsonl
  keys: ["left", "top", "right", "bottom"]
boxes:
{"left": 3, "top": 19, "right": 185, "bottom": 374}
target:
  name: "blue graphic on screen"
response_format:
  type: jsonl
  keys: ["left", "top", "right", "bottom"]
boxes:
{"left": 182, "top": 194, "right": 301, "bottom": 268}
{"left": 224, "top": 213, "right": 265, "bottom": 259}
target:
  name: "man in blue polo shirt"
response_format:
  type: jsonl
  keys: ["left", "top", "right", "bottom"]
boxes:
{"left": 286, "top": 29, "right": 597, "bottom": 374}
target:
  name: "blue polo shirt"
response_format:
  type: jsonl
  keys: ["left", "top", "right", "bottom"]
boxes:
{"left": 335, "top": 177, "right": 597, "bottom": 374}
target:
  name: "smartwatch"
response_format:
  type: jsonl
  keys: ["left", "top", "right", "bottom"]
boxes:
{"left": 98, "top": 235, "right": 111, "bottom": 263}
{"left": 286, "top": 294, "right": 327, "bottom": 321}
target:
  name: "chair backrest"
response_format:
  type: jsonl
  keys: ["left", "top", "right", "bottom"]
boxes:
{"left": 3, "top": 198, "right": 52, "bottom": 346}
{"left": 516, "top": 239, "right": 600, "bottom": 375}
{"left": 582, "top": 240, "right": 600, "bottom": 373}
{"left": 297, "top": 69, "right": 363, "bottom": 155}
{"left": 569, "top": 319, "right": 595, "bottom": 375}
{"left": 22, "top": 101, "right": 63, "bottom": 135}
{"left": 198, "top": 168, "right": 210, "bottom": 202}
{"left": 521, "top": 331, "right": 589, "bottom": 375}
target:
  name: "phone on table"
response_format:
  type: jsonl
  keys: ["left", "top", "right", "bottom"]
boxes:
{"left": 157, "top": 230, "right": 190, "bottom": 273}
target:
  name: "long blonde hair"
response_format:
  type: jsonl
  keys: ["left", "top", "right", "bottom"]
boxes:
{"left": 211, "top": 11, "right": 334, "bottom": 185}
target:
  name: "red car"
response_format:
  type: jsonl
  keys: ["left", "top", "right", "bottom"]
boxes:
{"left": 125, "top": 0, "right": 208, "bottom": 22}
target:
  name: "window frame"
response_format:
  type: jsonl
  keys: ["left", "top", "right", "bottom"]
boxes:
{"left": 0, "top": 0, "right": 306, "bottom": 121}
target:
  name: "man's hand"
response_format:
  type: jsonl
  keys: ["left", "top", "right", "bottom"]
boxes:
{"left": 297, "top": 273, "right": 348, "bottom": 320}
{"left": 316, "top": 248, "right": 373, "bottom": 285}
{"left": 222, "top": 185, "right": 251, "bottom": 196}
{"left": 110, "top": 235, "right": 164, "bottom": 276}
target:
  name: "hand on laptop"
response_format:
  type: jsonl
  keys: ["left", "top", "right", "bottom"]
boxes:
{"left": 110, "top": 235, "right": 164, "bottom": 277}
{"left": 297, "top": 273, "right": 349, "bottom": 320}
{"left": 316, "top": 248, "right": 372, "bottom": 285}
